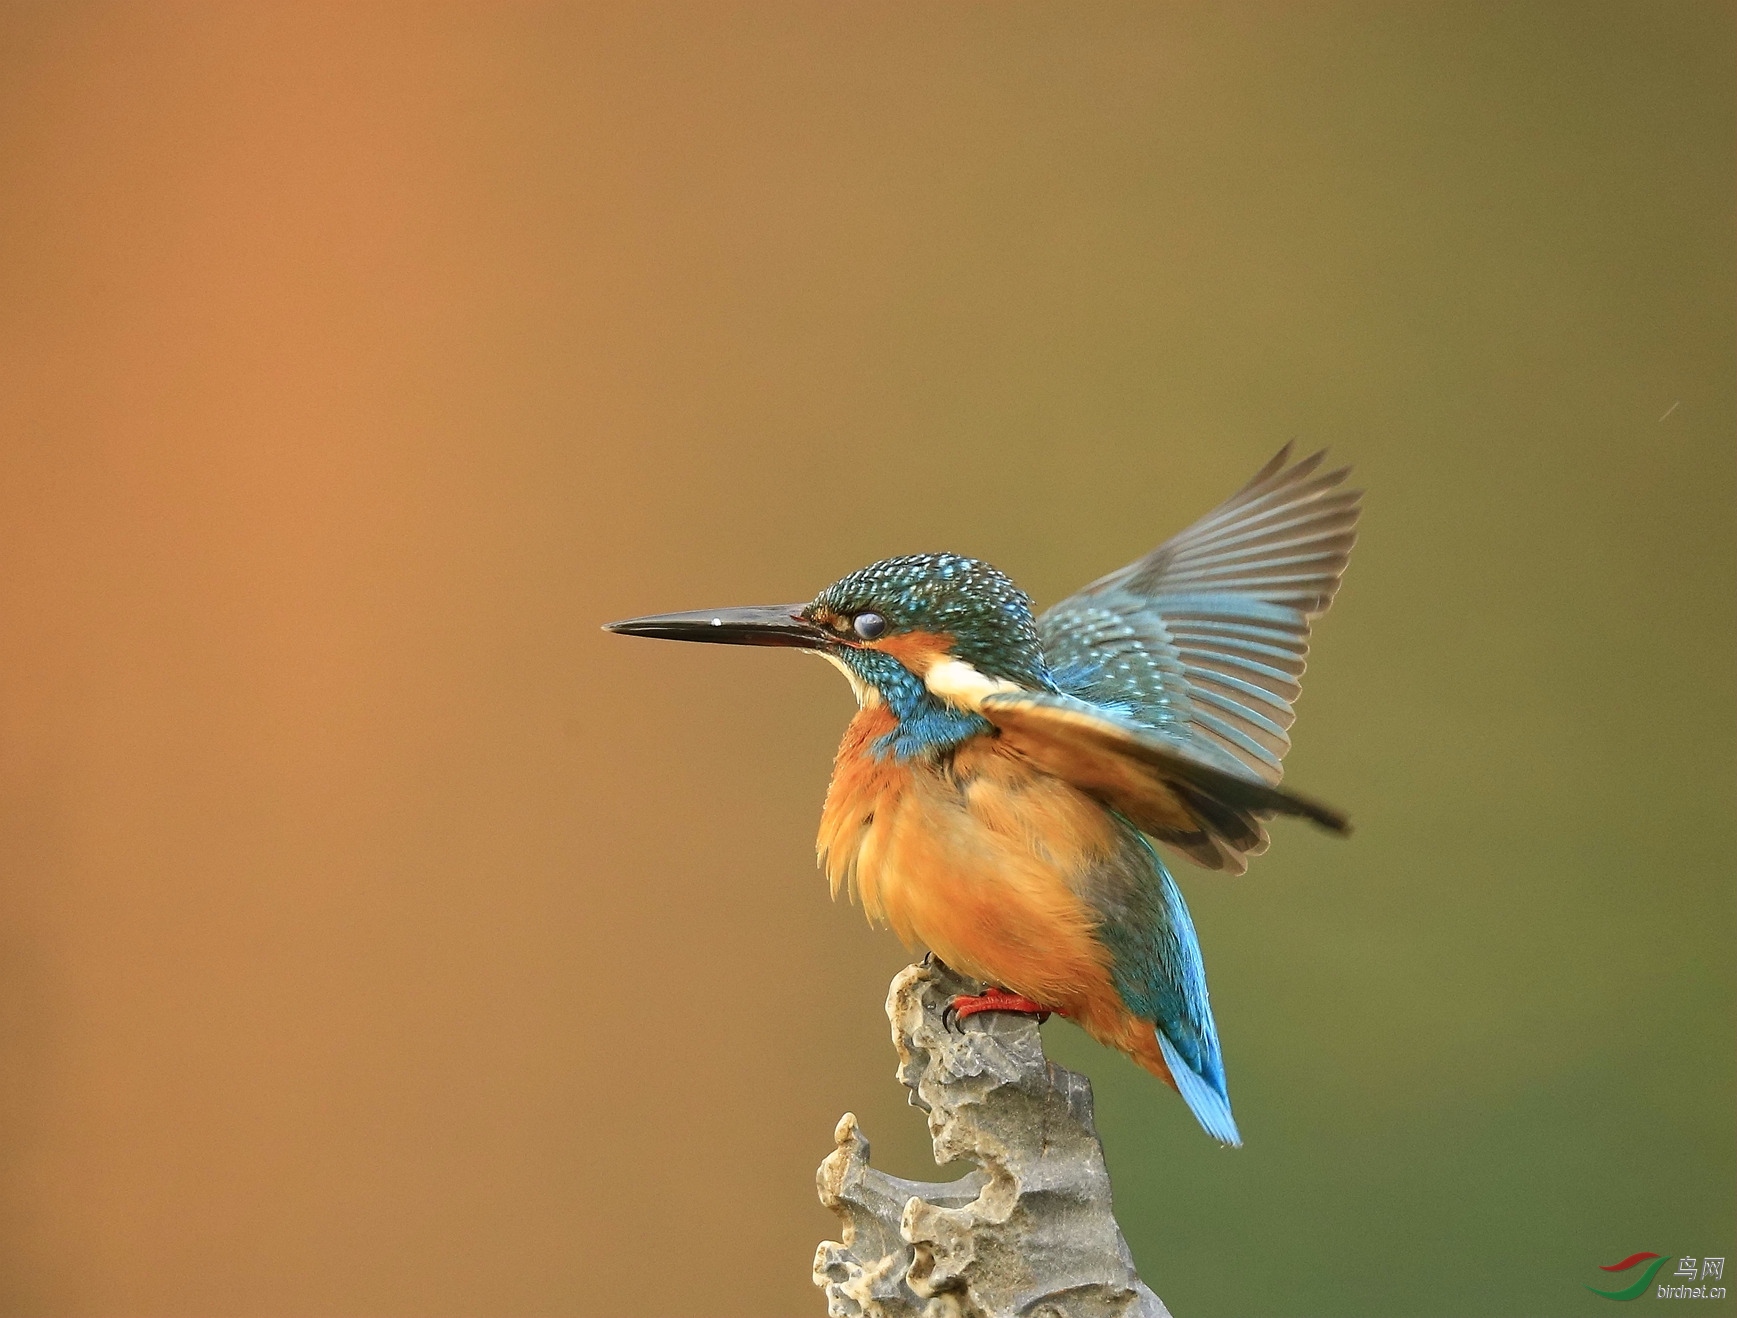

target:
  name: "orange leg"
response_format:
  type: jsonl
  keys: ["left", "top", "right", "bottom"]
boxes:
{"left": 945, "top": 985, "right": 1061, "bottom": 1029}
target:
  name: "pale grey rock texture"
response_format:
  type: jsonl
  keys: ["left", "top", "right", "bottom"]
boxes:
{"left": 814, "top": 959, "right": 1169, "bottom": 1318}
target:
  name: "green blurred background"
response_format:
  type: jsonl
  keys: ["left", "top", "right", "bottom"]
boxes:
{"left": 0, "top": 3, "right": 1731, "bottom": 1316}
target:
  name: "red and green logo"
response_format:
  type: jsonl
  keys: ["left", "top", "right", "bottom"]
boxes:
{"left": 1588, "top": 1253, "right": 1669, "bottom": 1301}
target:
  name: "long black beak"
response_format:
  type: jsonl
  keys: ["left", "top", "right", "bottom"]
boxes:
{"left": 603, "top": 604, "right": 828, "bottom": 649}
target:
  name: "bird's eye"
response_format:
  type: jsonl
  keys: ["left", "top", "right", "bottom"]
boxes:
{"left": 852, "top": 612, "right": 887, "bottom": 640}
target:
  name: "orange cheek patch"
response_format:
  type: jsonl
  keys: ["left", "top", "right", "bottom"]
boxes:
{"left": 872, "top": 630, "right": 956, "bottom": 674}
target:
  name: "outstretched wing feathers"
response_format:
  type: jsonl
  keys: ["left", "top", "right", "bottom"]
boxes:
{"left": 1107, "top": 446, "right": 1360, "bottom": 604}
{"left": 1041, "top": 444, "right": 1359, "bottom": 797}
{"left": 1035, "top": 444, "right": 1359, "bottom": 869}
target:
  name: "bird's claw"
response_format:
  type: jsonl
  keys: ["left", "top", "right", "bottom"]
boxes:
{"left": 944, "top": 987, "right": 1054, "bottom": 1028}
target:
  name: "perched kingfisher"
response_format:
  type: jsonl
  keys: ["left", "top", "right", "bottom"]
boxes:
{"left": 607, "top": 446, "right": 1359, "bottom": 1145}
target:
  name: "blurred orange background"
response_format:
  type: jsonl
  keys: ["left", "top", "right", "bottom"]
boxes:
{"left": 0, "top": 5, "right": 1731, "bottom": 1316}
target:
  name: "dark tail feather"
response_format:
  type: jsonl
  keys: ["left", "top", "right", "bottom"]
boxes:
{"left": 1171, "top": 756, "right": 1352, "bottom": 836}
{"left": 1149, "top": 757, "right": 1350, "bottom": 872}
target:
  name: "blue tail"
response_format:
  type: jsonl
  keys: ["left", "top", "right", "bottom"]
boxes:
{"left": 1157, "top": 1027, "right": 1242, "bottom": 1146}
{"left": 1099, "top": 833, "right": 1242, "bottom": 1146}
{"left": 1147, "top": 855, "right": 1241, "bottom": 1146}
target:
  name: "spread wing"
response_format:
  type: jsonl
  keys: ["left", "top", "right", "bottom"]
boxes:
{"left": 968, "top": 688, "right": 1349, "bottom": 873}
{"left": 1040, "top": 444, "right": 1360, "bottom": 787}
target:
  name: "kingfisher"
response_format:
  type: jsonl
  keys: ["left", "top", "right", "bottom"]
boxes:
{"left": 607, "top": 446, "right": 1359, "bottom": 1145}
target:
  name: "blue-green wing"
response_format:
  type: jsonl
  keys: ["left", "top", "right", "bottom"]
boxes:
{"left": 1041, "top": 445, "right": 1360, "bottom": 788}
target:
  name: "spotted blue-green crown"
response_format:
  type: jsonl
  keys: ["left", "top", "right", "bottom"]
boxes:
{"left": 810, "top": 553, "right": 1051, "bottom": 689}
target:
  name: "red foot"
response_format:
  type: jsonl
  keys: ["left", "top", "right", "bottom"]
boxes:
{"left": 948, "top": 986, "right": 1055, "bottom": 1026}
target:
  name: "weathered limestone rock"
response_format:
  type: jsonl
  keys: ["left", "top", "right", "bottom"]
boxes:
{"left": 815, "top": 959, "right": 1169, "bottom": 1318}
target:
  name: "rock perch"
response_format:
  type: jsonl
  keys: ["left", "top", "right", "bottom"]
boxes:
{"left": 815, "top": 958, "right": 1169, "bottom": 1318}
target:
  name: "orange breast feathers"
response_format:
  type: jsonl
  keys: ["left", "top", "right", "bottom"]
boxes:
{"left": 816, "top": 716, "right": 1161, "bottom": 1074}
